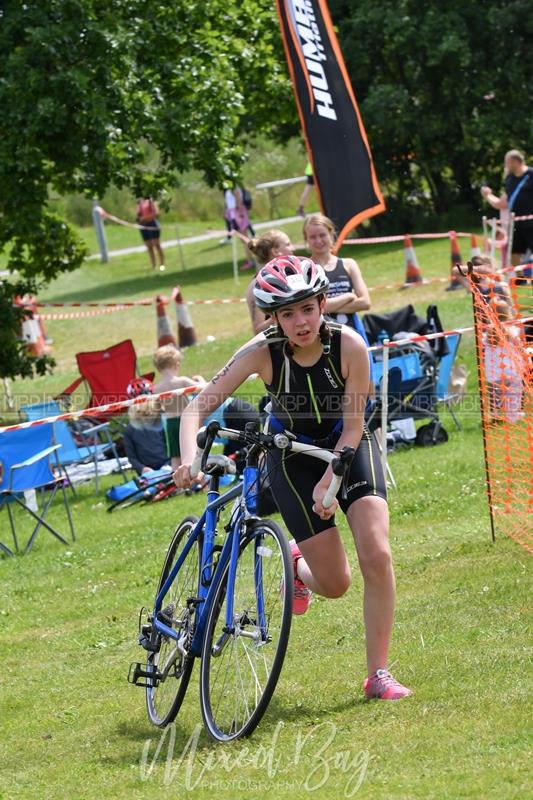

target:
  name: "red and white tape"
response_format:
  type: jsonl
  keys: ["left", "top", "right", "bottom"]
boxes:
{"left": 0, "top": 372, "right": 260, "bottom": 434}
{"left": 343, "top": 231, "right": 473, "bottom": 246}
{"left": 368, "top": 315, "right": 532, "bottom": 353}
{"left": 0, "top": 384, "right": 202, "bottom": 434}
{"left": 38, "top": 306, "right": 137, "bottom": 321}
{"left": 3, "top": 317, "right": 531, "bottom": 435}
{"left": 35, "top": 276, "right": 455, "bottom": 320}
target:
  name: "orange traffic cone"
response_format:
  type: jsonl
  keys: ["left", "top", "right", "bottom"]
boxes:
{"left": 470, "top": 233, "right": 482, "bottom": 259}
{"left": 445, "top": 231, "right": 464, "bottom": 291}
{"left": 172, "top": 286, "right": 197, "bottom": 348}
{"left": 156, "top": 295, "right": 177, "bottom": 347}
{"left": 401, "top": 236, "right": 424, "bottom": 287}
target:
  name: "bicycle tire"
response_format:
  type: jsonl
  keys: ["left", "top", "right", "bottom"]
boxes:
{"left": 146, "top": 515, "right": 202, "bottom": 727}
{"left": 200, "top": 519, "right": 292, "bottom": 741}
{"left": 416, "top": 421, "right": 448, "bottom": 447}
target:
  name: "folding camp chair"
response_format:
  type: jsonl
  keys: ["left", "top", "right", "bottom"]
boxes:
{"left": 20, "top": 401, "right": 127, "bottom": 494}
{"left": 435, "top": 333, "right": 463, "bottom": 431}
{"left": 0, "top": 424, "right": 75, "bottom": 556}
{"left": 58, "top": 339, "right": 155, "bottom": 424}
{"left": 364, "top": 305, "right": 449, "bottom": 446}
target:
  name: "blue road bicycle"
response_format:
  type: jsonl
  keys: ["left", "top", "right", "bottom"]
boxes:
{"left": 129, "top": 420, "right": 354, "bottom": 741}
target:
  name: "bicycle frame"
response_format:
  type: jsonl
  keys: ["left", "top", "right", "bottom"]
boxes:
{"left": 148, "top": 423, "right": 352, "bottom": 658}
{"left": 152, "top": 474, "right": 253, "bottom": 658}
{"left": 129, "top": 420, "right": 358, "bottom": 738}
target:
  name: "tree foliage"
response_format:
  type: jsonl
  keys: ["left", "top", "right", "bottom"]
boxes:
{"left": 0, "top": 0, "right": 292, "bottom": 379}
{"left": 330, "top": 0, "right": 533, "bottom": 226}
{"left": 2, "top": 1, "right": 531, "bottom": 380}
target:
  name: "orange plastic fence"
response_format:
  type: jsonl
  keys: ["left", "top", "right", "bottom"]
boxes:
{"left": 470, "top": 273, "right": 533, "bottom": 553}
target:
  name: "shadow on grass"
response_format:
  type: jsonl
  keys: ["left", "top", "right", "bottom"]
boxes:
{"left": 110, "top": 715, "right": 217, "bottom": 766}
{"left": 259, "top": 692, "right": 363, "bottom": 729}
{"left": 110, "top": 686, "right": 361, "bottom": 766}
{"left": 45, "top": 258, "right": 236, "bottom": 304}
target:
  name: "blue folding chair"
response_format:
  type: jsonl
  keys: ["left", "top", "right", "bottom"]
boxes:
{"left": 0, "top": 424, "right": 75, "bottom": 556}
{"left": 20, "top": 401, "right": 127, "bottom": 494}
{"left": 435, "top": 334, "right": 463, "bottom": 431}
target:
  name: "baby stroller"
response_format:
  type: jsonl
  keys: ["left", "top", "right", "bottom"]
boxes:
{"left": 364, "top": 305, "right": 451, "bottom": 446}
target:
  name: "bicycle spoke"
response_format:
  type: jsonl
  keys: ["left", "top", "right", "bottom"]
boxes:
{"left": 200, "top": 520, "right": 292, "bottom": 741}
{"left": 146, "top": 516, "right": 202, "bottom": 727}
{"left": 239, "top": 638, "right": 265, "bottom": 699}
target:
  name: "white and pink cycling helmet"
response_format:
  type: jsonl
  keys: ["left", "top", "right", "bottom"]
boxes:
{"left": 253, "top": 255, "right": 329, "bottom": 311}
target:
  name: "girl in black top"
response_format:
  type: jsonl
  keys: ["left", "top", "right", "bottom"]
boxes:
{"left": 174, "top": 255, "right": 411, "bottom": 701}
{"left": 303, "top": 212, "right": 371, "bottom": 333}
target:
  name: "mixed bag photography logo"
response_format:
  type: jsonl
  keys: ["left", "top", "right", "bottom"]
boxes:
{"left": 140, "top": 719, "right": 371, "bottom": 795}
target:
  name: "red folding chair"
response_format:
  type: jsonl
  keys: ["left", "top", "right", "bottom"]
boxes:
{"left": 58, "top": 339, "right": 154, "bottom": 422}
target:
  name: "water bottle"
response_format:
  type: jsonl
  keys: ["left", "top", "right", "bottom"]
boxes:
{"left": 377, "top": 329, "right": 388, "bottom": 344}
{"left": 243, "top": 466, "right": 259, "bottom": 513}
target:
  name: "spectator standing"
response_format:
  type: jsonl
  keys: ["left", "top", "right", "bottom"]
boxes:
{"left": 246, "top": 229, "right": 294, "bottom": 334}
{"left": 136, "top": 198, "right": 165, "bottom": 271}
{"left": 481, "top": 150, "right": 533, "bottom": 265}
{"left": 303, "top": 213, "right": 371, "bottom": 338}
{"left": 304, "top": 213, "right": 373, "bottom": 396}
{"left": 297, "top": 161, "right": 315, "bottom": 217}
{"left": 452, "top": 255, "right": 512, "bottom": 302}
{"left": 223, "top": 184, "right": 256, "bottom": 270}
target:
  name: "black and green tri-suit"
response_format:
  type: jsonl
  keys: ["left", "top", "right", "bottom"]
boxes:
{"left": 263, "top": 323, "right": 386, "bottom": 542}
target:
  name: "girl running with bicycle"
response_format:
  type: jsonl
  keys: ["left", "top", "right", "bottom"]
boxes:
{"left": 174, "top": 255, "right": 411, "bottom": 701}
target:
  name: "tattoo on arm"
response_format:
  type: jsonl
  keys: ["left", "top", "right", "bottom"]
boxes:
{"left": 211, "top": 358, "right": 236, "bottom": 384}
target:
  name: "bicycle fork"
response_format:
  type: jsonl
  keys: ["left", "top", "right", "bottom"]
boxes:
{"left": 211, "top": 525, "right": 270, "bottom": 658}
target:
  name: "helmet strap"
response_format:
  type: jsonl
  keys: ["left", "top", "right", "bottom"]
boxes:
{"left": 319, "top": 319, "right": 331, "bottom": 354}
{"left": 276, "top": 321, "right": 294, "bottom": 356}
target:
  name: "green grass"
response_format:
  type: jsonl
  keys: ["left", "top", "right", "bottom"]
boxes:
{"left": 1, "top": 223, "right": 531, "bottom": 800}
{"left": 2, "top": 222, "right": 478, "bottom": 413}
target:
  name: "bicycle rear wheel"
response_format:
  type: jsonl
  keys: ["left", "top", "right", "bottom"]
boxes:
{"left": 146, "top": 515, "right": 202, "bottom": 727}
{"left": 200, "top": 519, "right": 292, "bottom": 741}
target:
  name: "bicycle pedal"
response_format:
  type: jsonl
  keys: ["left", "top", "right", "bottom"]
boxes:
{"left": 128, "top": 661, "right": 157, "bottom": 688}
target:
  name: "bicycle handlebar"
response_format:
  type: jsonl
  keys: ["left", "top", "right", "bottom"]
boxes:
{"left": 323, "top": 447, "right": 356, "bottom": 508}
{"left": 190, "top": 423, "right": 355, "bottom": 510}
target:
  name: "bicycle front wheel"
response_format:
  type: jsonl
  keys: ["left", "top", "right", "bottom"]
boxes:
{"left": 200, "top": 519, "right": 292, "bottom": 741}
{"left": 146, "top": 515, "right": 202, "bottom": 727}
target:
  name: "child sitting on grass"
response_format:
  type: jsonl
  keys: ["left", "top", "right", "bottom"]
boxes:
{"left": 153, "top": 345, "right": 206, "bottom": 470}
{"left": 123, "top": 395, "right": 169, "bottom": 475}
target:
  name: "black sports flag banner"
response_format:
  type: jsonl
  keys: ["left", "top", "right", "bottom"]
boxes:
{"left": 275, "top": 0, "right": 385, "bottom": 247}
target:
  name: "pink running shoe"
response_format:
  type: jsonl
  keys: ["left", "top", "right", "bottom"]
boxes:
{"left": 281, "top": 540, "right": 312, "bottom": 615}
{"left": 363, "top": 669, "right": 412, "bottom": 700}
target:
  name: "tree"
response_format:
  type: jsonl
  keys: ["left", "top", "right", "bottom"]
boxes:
{"left": 0, "top": 0, "right": 293, "bottom": 379}
{"left": 330, "top": 0, "right": 533, "bottom": 227}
